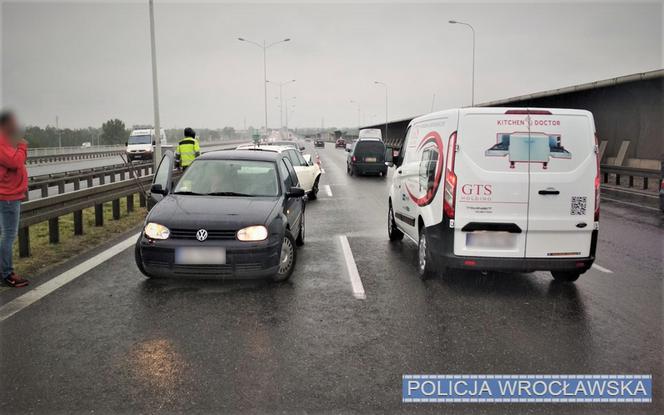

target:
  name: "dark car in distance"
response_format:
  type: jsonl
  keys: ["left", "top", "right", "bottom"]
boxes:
{"left": 314, "top": 138, "right": 325, "bottom": 148}
{"left": 346, "top": 138, "right": 388, "bottom": 177}
{"left": 135, "top": 150, "right": 306, "bottom": 281}
{"left": 335, "top": 138, "right": 346, "bottom": 148}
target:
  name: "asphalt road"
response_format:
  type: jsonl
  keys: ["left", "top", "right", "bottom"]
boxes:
{"left": 1, "top": 142, "right": 662, "bottom": 414}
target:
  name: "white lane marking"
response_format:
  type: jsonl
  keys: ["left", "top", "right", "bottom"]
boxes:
{"left": 0, "top": 233, "right": 139, "bottom": 322}
{"left": 324, "top": 184, "right": 333, "bottom": 197}
{"left": 601, "top": 196, "right": 660, "bottom": 212}
{"left": 592, "top": 263, "right": 613, "bottom": 274}
{"left": 338, "top": 235, "right": 366, "bottom": 300}
{"left": 320, "top": 168, "right": 326, "bottom": 174}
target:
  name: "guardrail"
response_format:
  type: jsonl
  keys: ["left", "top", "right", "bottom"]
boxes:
{"left": 27, "top": 162, "right": 153, "bottom": 200}
{"left": 25, "top": 140, "right": 246, "bottom": 165}
{"left": 18, "top": 174, "right": 154, "bottom": 257}
{"left": 600, "top": 164, "right": 660, "bottom": 191}
{"left": 28, "top": 145, "right": 124, "bottom": 157}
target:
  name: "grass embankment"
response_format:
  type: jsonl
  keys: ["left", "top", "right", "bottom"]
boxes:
{"left": 6, "top": 197, "right": 146, "bottom": 287}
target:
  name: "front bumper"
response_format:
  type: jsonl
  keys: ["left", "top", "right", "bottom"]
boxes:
{"left": 127, "top": 152, "right": 153, "bottom": 160}
{"left": 137, "top": 235, "right": 281, "bottom": 279}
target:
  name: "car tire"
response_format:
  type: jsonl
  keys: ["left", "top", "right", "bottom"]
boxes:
{"left": 551, "top": 271, "right": 581, "bottom": 282}
{"left": 134, "top": 239, "right": 155, "bottom": 279}
{"left": 308, "top": 176, "right": 320, "bottom": 200}
{"left": 296, "top": 212, "right": 305, "bottom": 246}
{"left": 388, "top": 203, "right": 404, "bottom": 241}
{"left": 417, "top": 226, "right": 436, "bottom": 280}
{"left": 273, "top": 231, "right": 297, "bottom": 282}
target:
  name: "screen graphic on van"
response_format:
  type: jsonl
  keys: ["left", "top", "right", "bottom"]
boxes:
{"left": 485, "top": 133, "right": 571, "bottom": 169}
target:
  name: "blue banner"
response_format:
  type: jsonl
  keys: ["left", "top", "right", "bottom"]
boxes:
{"left": 402, "top": 375, "right": 652, "bottom": 403}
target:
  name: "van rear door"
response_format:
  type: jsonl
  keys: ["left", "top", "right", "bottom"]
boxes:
{"left": 454, "top": 109, "right": 530, "bottom": 258}
{"left": 524, "top": 109, "right": 596, "bottom": 258}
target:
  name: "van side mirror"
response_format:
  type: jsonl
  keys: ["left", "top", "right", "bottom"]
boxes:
{"left": 150, "top": 183, "right": 167, "bottom": 195}
{"left": 393, "top": 150, "right": 403, "bottom": 168}
{"left": 286, "top": 187, "right": 305, "bottom": 198}
{"left": 152, "top": 140, "right": 156, "bottom": 146}
{"left": 385, "top": 146, "right": 394, "bottom": 166}
{"left": 345, "top": 147, "right": 351, "bottom": 153}
{"left": 125, "top": 141, "right": 128, "bottom": 146}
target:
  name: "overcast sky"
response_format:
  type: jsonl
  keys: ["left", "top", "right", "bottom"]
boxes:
{"left": 1, "top": 1, "right": 662, "bottom": 130}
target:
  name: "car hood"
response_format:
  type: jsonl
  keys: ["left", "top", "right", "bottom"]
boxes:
{"left": 148, "top": 194, "right": 280, "bottom": 230}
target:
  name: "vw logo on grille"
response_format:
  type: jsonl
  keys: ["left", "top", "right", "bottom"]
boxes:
{"left": 196, "top": 229, "right": 208, "bottom": 242}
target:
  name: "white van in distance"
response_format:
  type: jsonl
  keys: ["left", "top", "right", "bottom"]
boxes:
{"left": 387, "top": 108, "right": 600, "bottom": 282}
{"left": 126, "top": 128, "right": 167, "bottom": 162}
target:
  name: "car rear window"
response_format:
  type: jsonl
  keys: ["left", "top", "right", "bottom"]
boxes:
{"left": 355, "top": 141, "right": 385, "bottom": 160}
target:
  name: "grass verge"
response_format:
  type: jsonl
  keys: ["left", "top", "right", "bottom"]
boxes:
{"left": 3, "top": 196, "right": 146, "bottom": 291}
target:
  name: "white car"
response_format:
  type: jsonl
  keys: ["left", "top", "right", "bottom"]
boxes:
{"left": 235, "top": 144, "right": 322, "bottom": 199}
{"left": 387, "top": 107, "right": 600, "bottom": 283}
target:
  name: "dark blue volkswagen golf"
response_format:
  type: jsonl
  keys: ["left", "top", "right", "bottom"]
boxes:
{"left": 135, "top": 150, "right": 306, "bottom": 281}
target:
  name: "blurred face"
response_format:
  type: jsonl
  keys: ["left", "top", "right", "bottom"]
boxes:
{"left": 0, "top": 115, "right": 19, "bottom": 139}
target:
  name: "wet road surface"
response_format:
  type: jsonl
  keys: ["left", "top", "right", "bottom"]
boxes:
{"left": 1, "top": 142, "right": 662, "bottom": 414}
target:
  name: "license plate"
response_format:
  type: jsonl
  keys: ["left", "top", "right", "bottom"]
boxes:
{"left": 175, "top": 247, "right": 226, "bottom": 265}
{"left": 365, "top": 157, "right": 377, "bottom": 162}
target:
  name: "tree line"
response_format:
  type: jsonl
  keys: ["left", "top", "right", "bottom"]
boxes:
{"left": 25, "top": 119, "right": 242, "bottom": 148}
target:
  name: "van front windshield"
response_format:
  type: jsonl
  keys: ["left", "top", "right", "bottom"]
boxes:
{"left": 174, "top": 159, "right": 280, "bottom": 197}
{"left": 128, "top": 135, "right": 152, "bottom": 145}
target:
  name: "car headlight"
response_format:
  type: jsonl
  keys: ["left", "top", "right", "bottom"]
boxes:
{"left": 144, "top": 222, "right": 170, "bottom": 240}
{"left": 237, "top": 225, "right": 268, "bottom": 241}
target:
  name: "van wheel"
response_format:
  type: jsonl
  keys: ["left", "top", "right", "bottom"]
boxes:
{"left": 417, "top": 228, "right": 436, "bottom": 280}
{"left": 273, "top": 231, "right": 297, "bottom": 282}
{"left": 134, "top": 240, "right": 155, "bottom": 279}
{"left": 388, "top": 204, "right": 404, "bottom": 241}
{"left": 551, "top": 271, "right": 581, "bottom": 282}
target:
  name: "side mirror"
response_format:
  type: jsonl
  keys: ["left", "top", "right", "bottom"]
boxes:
{"left": 125, "top": 141, "right": 128, "bottom": 146}
{"left": 393, "top": 154, "right": 403, "bottom": 168}
{"left": 345, "top": 147, "right": 351, "bottom": 153}
{"left": 385, "top": 146, "right": 394, "bottom": 166}
{"left": 150, "top": 183, "right": 167, "bottom": 195}
{"left": 300, "top": 146, "right": 305, "bottom": 151}
{"left": 152, "top": 140, "right": 156, "bottom": 146}
{"left": 286, "top": 187, "right": 305, "bottom": 198}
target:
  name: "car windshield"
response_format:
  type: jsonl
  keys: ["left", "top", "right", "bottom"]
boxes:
{"left": 128, "top": 135, "right": 151, "bottom": 145}
{"left": 174, "top": 159, "right": 280, "bottom": 197}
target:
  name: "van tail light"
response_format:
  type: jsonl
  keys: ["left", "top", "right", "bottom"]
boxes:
{"left": 594, "top": 133, "right": 601, "bottom": 221}
{"left": 351, "top": 155, "right": 357, "bottom": 163}
{"left": 443, "top": 131, "right": 458, "bottom": 219}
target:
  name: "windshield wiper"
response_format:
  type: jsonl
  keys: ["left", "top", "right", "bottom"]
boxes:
{"left": 206, "top": 191, "right": 254, "bottom": 197}
{"left": 173, "top": 191, "right": 205, "bottom": 196}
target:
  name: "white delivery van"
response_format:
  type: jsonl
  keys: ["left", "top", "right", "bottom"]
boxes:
{"left": 126, "top": 128, "right": 167, "bottom": 162}
{"left": 359, "top": 128, "right": 382, "bottom": 140}
{"left": 387, "top": 108, "right": 600, "bottom": 282}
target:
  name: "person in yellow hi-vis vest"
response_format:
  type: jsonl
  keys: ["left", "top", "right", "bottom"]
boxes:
{"left": 175, "top": 127, "right": 200, "bottom": 170}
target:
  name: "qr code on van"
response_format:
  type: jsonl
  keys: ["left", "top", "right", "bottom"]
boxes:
{"left": 570, "top": 196, "right": 587, "bottom": 215}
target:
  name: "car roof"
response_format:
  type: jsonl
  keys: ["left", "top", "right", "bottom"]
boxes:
{"left": 199, "top": 149, "right": 283, "bottom": 161}
{"left": 234, "top": 144, "right": 295, "bottom": 153}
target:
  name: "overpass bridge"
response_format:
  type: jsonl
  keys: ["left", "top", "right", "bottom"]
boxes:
{"left": 363, "top": 69, "right": 663, "bottom": 170}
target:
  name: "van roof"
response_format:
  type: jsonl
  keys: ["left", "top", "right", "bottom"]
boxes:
{"left": 408, "top": 107, "right": 593, "bottom": 127}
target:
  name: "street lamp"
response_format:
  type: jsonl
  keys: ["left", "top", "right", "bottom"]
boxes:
{"left": 285, "top": 97, "right": 296, "bottom": 137}
{"left": 350, "top": 100, "right": 361, "bottom": 132}
{"left": 238, "top": 37, "right": 291, "bottom": 138}
{"left": 373, "top": 81, "right": 388, "bottom": 141}
{"left": 267, "top": 79, "right": 295, "bottom": 137}
{"left": 449, "top": 19, "right": 476, "bottom": 106}
{"left": 148, "top": 0, "right": 162, "bottom": 166}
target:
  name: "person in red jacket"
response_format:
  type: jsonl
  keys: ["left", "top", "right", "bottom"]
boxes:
{"left": 0, "top": 111, "right": 29, "bottom": 287}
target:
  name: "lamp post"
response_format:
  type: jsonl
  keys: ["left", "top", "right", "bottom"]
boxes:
{"left": 285, "top": 97, "right": 295, "bottom": 138}
{"left": 267, "top": 79, "right": 295, "bottom": 137}
{"left": 350, "top": 100, "right": 361, "bottom": 132}
{"left": 449, "top": 19, "right": 476, "bottom": 106}
{"left": 373, "top": 81, "right": 388, "bottom": 141}
{"left": 238, "top": 37, "right": 291, "bottom": 138}
{"left": 148, "top": 0, "right": 162, "bottom": 166}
